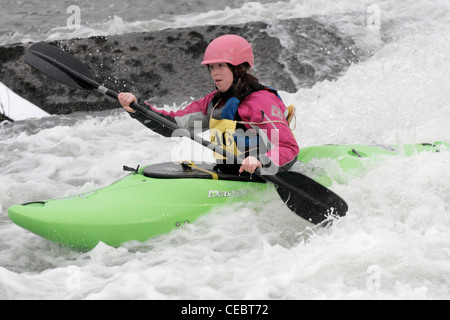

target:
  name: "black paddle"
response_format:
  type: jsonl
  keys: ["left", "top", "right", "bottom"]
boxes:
{"left": 25, "top": 42, "right": 348, "bottom": 225}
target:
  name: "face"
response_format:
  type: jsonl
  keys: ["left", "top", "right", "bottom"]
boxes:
{"left": 208, "top": 63, "right": 234, "bottom": 92}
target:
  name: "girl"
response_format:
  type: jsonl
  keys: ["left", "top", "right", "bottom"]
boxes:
{"left": 119, "top": 34, "right": 299, "bottom": 175}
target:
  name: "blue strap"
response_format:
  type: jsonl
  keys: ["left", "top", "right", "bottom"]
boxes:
{"left": 220, "top": 97, "right": 240, "bottom": 120}
{"left": 233, "top": 133, "right": 259, "bottom": 150}
{"left": 265, "top": 86, "right": 283, "bottom": 101}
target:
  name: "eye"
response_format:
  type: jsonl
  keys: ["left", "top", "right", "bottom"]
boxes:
{"left": 208, "top": 63, "right": 227, "bottom": 72}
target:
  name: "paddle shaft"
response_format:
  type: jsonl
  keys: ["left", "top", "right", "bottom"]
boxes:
{"left": 103, "top": 82, "right": 243, "bottom": 164}
{"left": 30, "top": 49, "right": 229, "bottom": 156}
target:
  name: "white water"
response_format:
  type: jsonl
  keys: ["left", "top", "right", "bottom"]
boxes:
{"left": 1, "top": 0, "right": 450, "bottom": 300}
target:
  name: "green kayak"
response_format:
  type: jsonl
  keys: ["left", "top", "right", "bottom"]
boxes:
{"left": 8, "top": 142, "right": 448, "bottom": 250}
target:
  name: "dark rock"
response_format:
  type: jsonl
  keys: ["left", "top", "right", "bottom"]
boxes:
{"left": 0, "top": 17, "right": 361, "bottom": 115}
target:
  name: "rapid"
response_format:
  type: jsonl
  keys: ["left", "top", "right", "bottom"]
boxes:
{"left": 0, "top": 0, "right": 449, "bottom": 299}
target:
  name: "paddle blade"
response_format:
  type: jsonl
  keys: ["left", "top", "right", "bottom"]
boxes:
{"left": 272, "top": 171, "right": 348, "bottom": 225}
{"left": 25, "top": 42, "right": 95, "bottom": 90}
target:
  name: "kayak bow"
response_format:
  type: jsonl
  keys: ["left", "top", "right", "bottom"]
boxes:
{"left": 8, "top": 142, "right": 448, "bottom": 250}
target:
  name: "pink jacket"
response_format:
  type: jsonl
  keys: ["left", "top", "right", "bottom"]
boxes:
{"left": 134, "top": 90, "right": 299, "bottom": 168}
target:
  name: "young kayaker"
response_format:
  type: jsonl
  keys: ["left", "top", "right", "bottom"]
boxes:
{"left": 118, "top": 34, "right": 299, "bottom": 175}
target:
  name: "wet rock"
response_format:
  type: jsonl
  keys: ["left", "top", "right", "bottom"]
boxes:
{"left": 0, "top": 17, "right": 361, "bottom": 115}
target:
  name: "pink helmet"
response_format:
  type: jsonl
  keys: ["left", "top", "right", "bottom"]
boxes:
{"left": 201, "top": 34, "right": 254, "bottom": 68}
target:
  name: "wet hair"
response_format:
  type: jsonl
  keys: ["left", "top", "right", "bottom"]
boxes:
{"left": 230, "top": 63, "right": 260, "bottom": 99}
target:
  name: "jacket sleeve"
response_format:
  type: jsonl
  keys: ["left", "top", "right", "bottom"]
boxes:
{"left": 239, "top": 91, "right": 300, "bottom": 172}
{"left": 129, "top": 92, "right": 215, "bottom": 137}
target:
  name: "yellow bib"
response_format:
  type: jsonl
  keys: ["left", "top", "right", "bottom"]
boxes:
{"left": 209, "top": 118, "right": 241, "bottom": 160}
